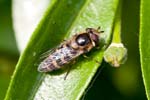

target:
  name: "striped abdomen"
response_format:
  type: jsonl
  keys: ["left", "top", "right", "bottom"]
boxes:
{"left": 38, "top": 44, "right": 79, "bottom": 72}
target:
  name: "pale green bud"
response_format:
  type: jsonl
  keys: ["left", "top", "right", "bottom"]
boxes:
{"left": 104, "top": 43, "right": 127, "bottom": 67}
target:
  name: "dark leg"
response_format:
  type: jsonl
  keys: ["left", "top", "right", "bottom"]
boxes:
{"left": 64, "top": 66, "right": 72, "bottom": 80}
{"left": 83, "top": 55, "right": 100, "bottom": 64}
{"left": 64, "top": 60, "right": 76, "bottom": 80}
{"left": 83, "top": 55, "right": 90, "bottom": 59}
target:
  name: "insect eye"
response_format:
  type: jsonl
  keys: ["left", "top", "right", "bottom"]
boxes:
{"left": 76, "top": 34, "right": 90, "bottom": 46}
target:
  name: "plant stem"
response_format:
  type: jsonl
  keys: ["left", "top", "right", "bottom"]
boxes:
{"left": 112, "top": 0, "right": 122, "bottom": 43}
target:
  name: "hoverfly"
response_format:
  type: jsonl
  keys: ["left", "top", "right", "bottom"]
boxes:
{"left": 38, "top": 27, "right": 103, "bottom": 74}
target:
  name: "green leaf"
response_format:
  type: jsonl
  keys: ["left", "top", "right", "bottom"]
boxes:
{"left": 140, "top": 0, "right": 150, "bottom": 99}
{"left": 5, "top": 0, "right": 119, "bottom": 100}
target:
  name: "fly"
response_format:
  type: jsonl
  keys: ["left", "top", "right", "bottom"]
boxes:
{"left": 38, "top": 27, "right": 103, "bottom": 74}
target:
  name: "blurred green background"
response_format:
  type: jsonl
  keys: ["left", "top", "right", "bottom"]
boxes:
{"left": 0, "top": 0, "right": 19, "bottom": 99}
{"left": 0, "top": 0, "right": 147, "bottom": 100}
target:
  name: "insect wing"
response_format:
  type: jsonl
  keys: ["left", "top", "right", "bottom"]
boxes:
{"left": 39, "top": 48, "right": 56, "bottom": 60}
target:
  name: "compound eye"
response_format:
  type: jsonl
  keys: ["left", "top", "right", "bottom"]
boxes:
{"left": 76, "top": 34, "right": 90, "bottom": 46}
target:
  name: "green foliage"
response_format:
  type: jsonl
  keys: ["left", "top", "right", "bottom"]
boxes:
{"left": 0, "top": 1, "right": 19, "bottom": 100}
{"left": 140, "top": 0, "right": 150, "bottom": 99}
{"left": 4, "top": 0, "right": 119, "bottom": 100}
{"left": 0, "top": 2, "right": 18, "bottom": 56}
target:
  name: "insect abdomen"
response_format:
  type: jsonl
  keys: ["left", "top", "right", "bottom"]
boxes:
{"left": 38, "top": 57, "right": 57, "bottom": 72}
{"left": 38, "top": 45, "right": 78, "bottom": 72}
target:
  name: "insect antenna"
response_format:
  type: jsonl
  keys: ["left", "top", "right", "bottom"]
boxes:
{"left": 97, "top": 26, "right": 101, "bottom": 30}
{"left": 100, "top": 30, "right": 104, "bottom": 33}
{"left": 97, "top": 26, "right": 104, "bottom": 33}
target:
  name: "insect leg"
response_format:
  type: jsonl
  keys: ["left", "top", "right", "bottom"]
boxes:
{"left": 64, "top": 60, "right": 76, "bottom": 80}
{"left": 83, "top": 55, "right": 100, "bottom": 64}
{"left": 83, "top": 55, "right": 90, "bottom": 59}
{"left": 64, "top": 66, "right": 72, "bottom": 80}
{"left": 63, "top": 39, "right": 66, "bottom": 42}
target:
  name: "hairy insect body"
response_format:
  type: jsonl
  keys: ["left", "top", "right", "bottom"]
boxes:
{"left": 38, "top": 28, "right": 102, "bottom": 72}
{"left": 38, "top": 45, "right": 77, "bottom": 72}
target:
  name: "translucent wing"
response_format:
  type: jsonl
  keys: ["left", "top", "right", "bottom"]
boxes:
{"left": 39, "top": 42, "right": 65, "bottom": 60}
{"left": 39, "top": 47, "right": 56, "bottom": 60}
{"left": 39, "top": 38, "right": 68, "bottom": 60}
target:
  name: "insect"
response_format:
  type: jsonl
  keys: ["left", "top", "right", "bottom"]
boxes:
{"left": 38, "top": 27, "right": 103, "bottom": 73}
